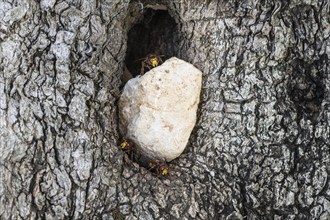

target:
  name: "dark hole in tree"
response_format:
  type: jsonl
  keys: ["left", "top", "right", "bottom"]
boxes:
{"left": 119, "top": 7, "right": 182, "bottom": 175}
{"left": 287, "top": 55, "right": 327, "bottom": 122}
{"left": 125, "top": 8, "right": 180, "bottom": 77}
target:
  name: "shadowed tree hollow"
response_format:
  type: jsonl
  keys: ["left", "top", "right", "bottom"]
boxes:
{"left": 125, "top": 7, "right": 181, "bottom": 77}
{"left": 287, "top": 56, "right": 326, "bottom": 122}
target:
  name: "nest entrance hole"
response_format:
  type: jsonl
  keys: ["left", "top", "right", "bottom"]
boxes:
{"left": 118, "top": 3, "right": 183, "bottom": 176}
{"left": 124, "top": 6, "right": 180, "bottom": 78}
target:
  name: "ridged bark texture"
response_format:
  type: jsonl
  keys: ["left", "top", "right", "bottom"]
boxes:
{"left": 0, "top": 0, "right": 329, "bottom": 219}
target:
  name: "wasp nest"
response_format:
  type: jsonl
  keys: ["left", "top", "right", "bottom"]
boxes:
{"left": 119, "top": 57, "right": 202, "bottom": 162}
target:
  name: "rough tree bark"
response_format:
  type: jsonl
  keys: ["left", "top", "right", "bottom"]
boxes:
{"left": 1, "top": 0, "right": 329, "bottom": 219}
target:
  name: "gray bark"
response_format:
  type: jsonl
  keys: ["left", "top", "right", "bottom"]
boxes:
{"left": 1, "top": 0, "right": 330, "bottom": 219}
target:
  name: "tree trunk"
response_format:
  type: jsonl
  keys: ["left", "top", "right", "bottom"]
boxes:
{"left": 1, "top": 0, "right": 329, "bottom": 219}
